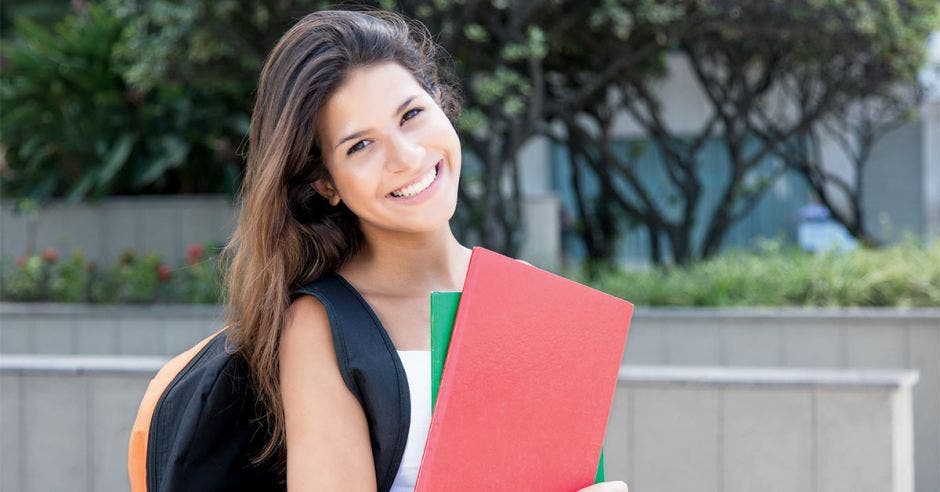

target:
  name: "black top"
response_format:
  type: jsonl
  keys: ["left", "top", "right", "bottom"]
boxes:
{"left": 146, "top": 272, "right": 411, "bottom": 491}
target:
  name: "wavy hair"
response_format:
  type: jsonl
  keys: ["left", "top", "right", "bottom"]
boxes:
{"left": 217, "top": 8, "right": 461, "bottom": 471}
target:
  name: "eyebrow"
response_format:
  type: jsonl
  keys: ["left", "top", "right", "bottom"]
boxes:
{"left": 333, "top": 95, "right": 420, "bottom": 150}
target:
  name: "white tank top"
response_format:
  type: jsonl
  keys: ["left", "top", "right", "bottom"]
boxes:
{"left": 389, "top": 350, "right": 432, "bottom": 492}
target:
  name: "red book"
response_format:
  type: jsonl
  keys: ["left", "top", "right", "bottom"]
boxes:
{"left": 415, "top": 247, "right": 633, "bottom": 491}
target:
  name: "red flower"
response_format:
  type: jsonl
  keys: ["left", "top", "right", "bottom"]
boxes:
{"left": 41, "top": 247, "right": 59, "bottom": 263}
{"left": 15, "top": 255, "right": 27, "bottom": 268}
{"left": 186, "top": 243, "right": 205, "bottom": 265}
{"left": 156, "top": 263, "right": 173, "bottom": 282}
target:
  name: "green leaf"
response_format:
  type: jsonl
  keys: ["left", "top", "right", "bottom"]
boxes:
{"left": 66, "top": 172, "right": 97, "bottom": 204}
{"left": 135, "top": 135, "right": 190, "bottom": 186}
{"left": 464, "top": 23, "right": 490, "bottom": 43}
{"left": 96, "top": 133, "right": 135, "bottom": 187}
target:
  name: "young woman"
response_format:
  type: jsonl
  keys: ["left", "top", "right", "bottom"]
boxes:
{"left": 221, "top": 8, "right": 629, "bottom": 491}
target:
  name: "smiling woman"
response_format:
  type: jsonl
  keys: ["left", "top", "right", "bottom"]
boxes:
{"left": 214, "top": 9, "right": 473, "bottom": 490}
{"left": 130, "top": 7, "right": 626, "bottom": 492}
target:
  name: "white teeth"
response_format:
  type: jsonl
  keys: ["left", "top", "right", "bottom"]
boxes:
{"left": 391, "top": 165, "right": 438, "bottom": 198}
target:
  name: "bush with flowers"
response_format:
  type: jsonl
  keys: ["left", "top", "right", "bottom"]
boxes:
{"left": 0, "top": 241, "right": 225, "bottom": 304}
{"left": 3, "top": 238, "right": 938, "bottom": 307}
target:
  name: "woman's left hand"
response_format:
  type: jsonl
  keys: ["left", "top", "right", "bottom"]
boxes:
{"left": 577, "top": 480, "right": 629, "bottom": 491}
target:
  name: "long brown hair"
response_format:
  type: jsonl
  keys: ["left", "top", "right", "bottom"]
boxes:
{"left": 218, "top": 8, "right": 461, "bottom": 470}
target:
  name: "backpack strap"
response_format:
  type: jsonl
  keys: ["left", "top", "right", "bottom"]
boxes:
{"left": 291, "top": 272, "right": 410, "bottom": 492}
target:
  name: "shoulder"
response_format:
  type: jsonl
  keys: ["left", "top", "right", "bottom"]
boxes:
{"left": 279, "top": 294, "right": 377, "bottom": 487}
{"left": 281, "top": 295, "right": 330, "bottom": 348}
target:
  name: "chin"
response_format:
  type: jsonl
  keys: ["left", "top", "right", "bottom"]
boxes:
{"left": 401, "top": 205, "right": 458, "bottom": 233}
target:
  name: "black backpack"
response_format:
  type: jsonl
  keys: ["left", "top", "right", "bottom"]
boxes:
{"left": 128, "top": 272, "right": 411, "bottom": 491}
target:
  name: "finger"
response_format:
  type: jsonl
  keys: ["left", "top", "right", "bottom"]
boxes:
{"left": 604, "top": 480, "right": 628, "bottom": 492}
{"left": 581, "top": 481, "right": 629, "bottom": 492}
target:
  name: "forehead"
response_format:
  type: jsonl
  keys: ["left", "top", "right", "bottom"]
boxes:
{"left": 319, "top": 62, "right": 426, "bottom": 140}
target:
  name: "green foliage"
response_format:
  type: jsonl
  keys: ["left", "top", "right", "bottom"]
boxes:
{"left": 3, "top": 255, "right": 45, "bottom": 301}
{"left": 175, "top": 242, "right": 225, "bottom": 304}
{"left": 0, "top": 243, "right": 225, "bottom": 304}
{"left": 1, "top": 6, "right": 132, "bottom": 202}
{"left": 0, "top": 0, "right": 65, "bottom": 39}
{"left": 49, "top": 251, "right": 93, "bottom": 302}
{"left": 463, "top": 23, "right": 489, "bottom": 43}
{"left": 0, "top": 3, "right": 254, "bottom": 203}
{"left": 3, "top": 237, "right": 938, "bottom": 307}
{"left": 572, "top": 238, "right": 940, "bottom": 308}
{"left": 89, "top": 251, "right": 164, "bottom": 303}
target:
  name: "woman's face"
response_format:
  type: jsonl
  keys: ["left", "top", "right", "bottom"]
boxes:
{"left": 314, "top": 61, "right": 462, "bottom": 235}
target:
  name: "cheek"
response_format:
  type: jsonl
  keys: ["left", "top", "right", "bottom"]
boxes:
{"left": 332, "top": 167, "right": 374, "bottom": 199}
{"left": 445, "top": 127, "right": 461, "bottom": 172}
{"left": 430, "top": 118, "right": 461, "bottom": 157}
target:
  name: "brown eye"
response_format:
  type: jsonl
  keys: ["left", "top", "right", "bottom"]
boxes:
{"left": 347, "top": 140, "right": 368, "bottom": 155}
{"left": 402, "top": 108, "right": 422, "bottom": 122}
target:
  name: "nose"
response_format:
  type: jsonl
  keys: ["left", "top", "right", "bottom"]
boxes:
{"left": 384, "top": 129, "right": 426, "bottom": 173}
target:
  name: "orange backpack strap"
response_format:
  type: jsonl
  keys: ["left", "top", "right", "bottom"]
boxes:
{"left": 127, "top": 327, "right": 226, "bottom": 492}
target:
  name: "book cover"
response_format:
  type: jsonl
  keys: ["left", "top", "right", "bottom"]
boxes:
{"left": 429, "top": 291, "right": 607, "bottom": 483}
{"left": 417, "top": 247, "right": 631, "bottom": 491}
{"left": 430, "top": 291, "right": 460, "bottom": 412}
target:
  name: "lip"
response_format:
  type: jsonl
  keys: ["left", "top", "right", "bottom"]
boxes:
{"left": 386, "top": 159, "right": 443, "bottom": 204}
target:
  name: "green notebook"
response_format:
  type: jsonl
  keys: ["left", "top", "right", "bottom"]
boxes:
{"left": 429, "top": 291, "right": 606, "bottom": 483}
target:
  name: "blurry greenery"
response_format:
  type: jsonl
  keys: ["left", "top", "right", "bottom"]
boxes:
{"left": 3, "top": 237, "right": 937, "bottom": 307}
{"left": 49, "top": 251, "right": 93, "bottom": 302}
{"left": 0, "top": 3, "right": 245, "bottom": 203}
{"left": 4, "top": 255, "right": 45, "bottom": 301}
{"left": 0, "top": 242, "right": 224, "bottom": 304}
{"left": 568, "top": 237, "right": 940, "bottom": 308}
{"left": 0, "top": 0, "right": 65, "bottom": 39}
{"left": 1, "top": 0, "right": 937, "bottom": 260}
{"left": 89, "top": 251, "right": 165, "bottom": 303}
{"left": 176, "top": 242, "right": 224, "bottom": 304}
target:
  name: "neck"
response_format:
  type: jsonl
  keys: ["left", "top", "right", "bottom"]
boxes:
{"left": 343, "top": 224, "right": 471, "bottom": 296}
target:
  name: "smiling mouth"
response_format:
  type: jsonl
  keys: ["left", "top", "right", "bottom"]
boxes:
{"left": 387, "top": 160, "right": 442, "bottom": 198}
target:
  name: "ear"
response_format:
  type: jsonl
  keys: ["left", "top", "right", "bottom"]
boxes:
{"left": 312, "top": 179, "right": 341, "bottom": 207}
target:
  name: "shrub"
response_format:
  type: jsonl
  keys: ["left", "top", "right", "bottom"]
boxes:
{"left": 0, "top": 3, "right": 241, "bottom": 203}
{"left": 2, "top": 238, "right": 938, "bottom": 307}
{"left": 570, "top": 237, "right": 940, "bottom": 308}
{"left": 0, "top": 243, "right": 224, "bottom": 304}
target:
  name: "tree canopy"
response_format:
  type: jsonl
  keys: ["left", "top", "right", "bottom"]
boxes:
{"left": 1, "top": 0, "right": 936, "bottom": 260}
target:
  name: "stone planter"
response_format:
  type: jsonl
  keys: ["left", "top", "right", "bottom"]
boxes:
{"left": 2, "top": 304, "right": 938, "bottom": 491}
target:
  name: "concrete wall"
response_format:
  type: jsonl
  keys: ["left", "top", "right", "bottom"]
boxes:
{"left": 923, "top": 99, "right": 940, "bottom": 239}
{"left": 624, "top": 308, "right": 940, "bottom": 492}
{"left": 0, "top": 356, "right": 917, "bottom": 492}
{"left": 0, "top": 195, "right": 236, "bottom": 267}
{"left": 861, "top": 121, "right": 925, "bottom": 243}
{"left": 607, "top": 366, "right": 918, "bottom": 492}
{"left": 0, "top": 356, "right": 162, "bottom": 492}
{"left": 0, "top": 303, "right": 225, "bottom": 356}
{"left": 518, "top": 194, "right": 562, "bottom": 271}
{"left": 2, "top": 304, "right": 937, "bottom": 491}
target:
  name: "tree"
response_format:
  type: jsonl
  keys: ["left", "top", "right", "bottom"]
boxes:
{"left": 123, "top": 0, "right": 572, "bottom": 255}
{"left": 742, "top": 0, "right": 938, "bottom": 245}
{"left": 794, "top": 87, "right": 922, "bottom": 245}
{"left": 396, "top": 0, "right": 695, "bottom": 259}
{"left": 554, "top": 0, "right": 939, "bottom": 266}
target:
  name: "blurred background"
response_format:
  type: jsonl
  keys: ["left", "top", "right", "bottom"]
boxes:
{"left": 0, "top": 1, "right": 938, "bottom": 491}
